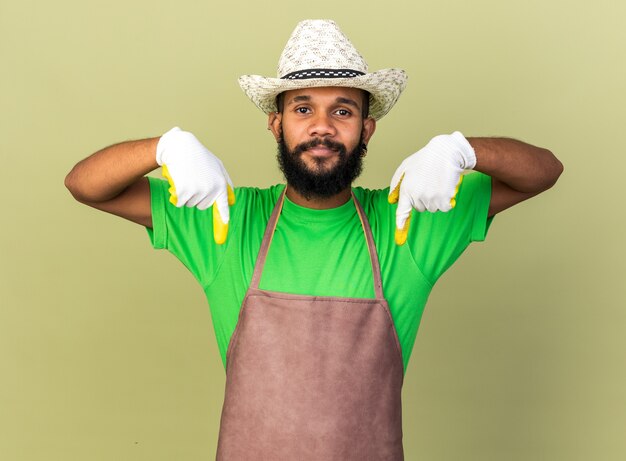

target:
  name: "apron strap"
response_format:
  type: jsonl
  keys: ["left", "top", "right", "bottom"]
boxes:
{"left": 249, "top": 188, "right": 287, "bottom": 289}
{"left": 250, "top": 188, "right": 385, "bottom": 300}
{"left": 351, "top": 191, "right": 384, "bottom": 300}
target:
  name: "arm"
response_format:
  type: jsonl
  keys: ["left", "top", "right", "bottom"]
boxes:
{"left": 467, "top": 137, "right": 563, "bottom": 217}
{"left": 65, "top": 138, "right": 158, "bottom": 227}
{"left": 65, "top": 128, "right": 236, "bottom": 242}
{"left": 388, "top": 132, "right": 563, "bottom": 244}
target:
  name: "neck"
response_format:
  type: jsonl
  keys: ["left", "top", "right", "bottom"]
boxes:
{"left": 285, "top": 185, "right": 352, "bottom": 209}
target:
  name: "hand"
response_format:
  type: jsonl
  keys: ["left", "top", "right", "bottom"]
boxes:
{"left": 388, "top": 131, "right": 476, "bottom": 245}
{"left": 156, "top": 127, "right": 235, "bottom": 244}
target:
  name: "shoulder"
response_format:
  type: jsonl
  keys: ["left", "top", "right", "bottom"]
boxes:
{"left": 351, "top": 186, "right": 390, "bottom": 209}
{"left": 352, "top": 186, "right": 393, "bottom": 222}
{"left": 351, "top": 187, "right": 395, "bottom": 240}
{"left": 233, "top": 184, "right": 285, "bottom": 203}
{"left": 234, "top": 184, "right": 284, "bottom": 195}
{"left": 230, "top": 184, "right": 285, "bottom": 223}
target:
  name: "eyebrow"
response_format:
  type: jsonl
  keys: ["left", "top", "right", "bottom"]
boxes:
{"left": 287, "top": 95, "right": 360, "bottom": 109}
{"left": 288, "top": 95, "right": 311, "bottom": 105}
{"left": 335, "top": 97, "right": 360, "bottom": 110}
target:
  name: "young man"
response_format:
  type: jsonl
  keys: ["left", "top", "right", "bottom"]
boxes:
{"left": 66, "top": 19, "right": 562, "bottom": 461}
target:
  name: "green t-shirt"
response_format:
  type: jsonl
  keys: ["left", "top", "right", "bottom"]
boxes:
{"left": 147, "top": 172, "right": 492, "bottom": 371}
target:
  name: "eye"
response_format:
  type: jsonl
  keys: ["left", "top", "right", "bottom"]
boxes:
{"left": 295, "top": 106, "right": 310, "bottom": 114}
{"left": 335, "top": 109, "right": 351, "bottom": 117}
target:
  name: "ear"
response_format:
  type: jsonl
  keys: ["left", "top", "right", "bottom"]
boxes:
{"left": 268, "top": 112, "right": 282, "bottom": 142}
{"left": 362, "top": 116, "right": 376, "bottom": 145}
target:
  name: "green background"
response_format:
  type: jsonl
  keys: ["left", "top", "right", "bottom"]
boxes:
{"left": 2, "top": 0, "right": 624, "bottom": 459}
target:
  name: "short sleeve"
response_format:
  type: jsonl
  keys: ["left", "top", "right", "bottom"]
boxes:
{"left": 407, "top": 171, "right": 493, "bottom": 285}
{"left": 145, "top": 176, "right": 226, "bottom": 286}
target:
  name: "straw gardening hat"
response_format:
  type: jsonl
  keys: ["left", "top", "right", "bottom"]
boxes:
{"left": 238, "top": 19, "right": 408, "bottom": 121}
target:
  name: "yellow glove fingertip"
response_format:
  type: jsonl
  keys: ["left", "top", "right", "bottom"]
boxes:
{"left": 213, "top": 205, "right": 228, "bottom": 245}
{"left": 395, "top": 228, "right": 408, "bottom": 246}
{"left": 394, "top": 213, "right": 411, "bottom": 246}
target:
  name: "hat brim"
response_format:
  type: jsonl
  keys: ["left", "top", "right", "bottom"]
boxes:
{"left": 238, "top": 68, "right": 407, "bottom": 121}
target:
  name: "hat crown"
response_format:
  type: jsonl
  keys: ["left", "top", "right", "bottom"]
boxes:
{"left": 277, "top": 20, "right": 369, "bottom": 78}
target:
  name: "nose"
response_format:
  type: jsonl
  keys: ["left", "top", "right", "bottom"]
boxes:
{"left": 307, "top": 112, "right": 336, "bottom": 138}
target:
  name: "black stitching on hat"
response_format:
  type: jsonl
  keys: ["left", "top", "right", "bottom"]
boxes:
{"left": 281, "top": 68, "right": 365, "bottom": 80}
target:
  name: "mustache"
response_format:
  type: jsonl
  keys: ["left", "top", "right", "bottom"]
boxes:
{"left": 291, "top": 138, "right": 347, "bottom": 157}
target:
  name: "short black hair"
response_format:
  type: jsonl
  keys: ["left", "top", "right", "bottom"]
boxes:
{"left": 275, "top": 90, "right": 370, "bottom": 119}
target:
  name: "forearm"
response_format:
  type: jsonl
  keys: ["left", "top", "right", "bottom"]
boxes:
{"left": 65, "top": 137, "right": 159, "bottom": 202}
{"left": 467, "top": 137, "right": 563, "bottom": 193}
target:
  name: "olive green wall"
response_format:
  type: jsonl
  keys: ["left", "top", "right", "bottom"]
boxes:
{"left": 2, "top": 0, "right": 624, "bottom": 459}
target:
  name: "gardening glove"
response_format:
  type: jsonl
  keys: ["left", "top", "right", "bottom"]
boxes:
{"left": 388, "top": 131, "right": 476, "bottom": 245}
{"left": 156, "top": 126, "right": 235, "bottom": 244}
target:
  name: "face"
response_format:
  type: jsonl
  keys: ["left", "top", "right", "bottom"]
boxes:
{"left": 268, "top": 87, "right": 376, "bottom": 199}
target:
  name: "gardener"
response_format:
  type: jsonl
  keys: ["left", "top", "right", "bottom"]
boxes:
{"left": 65, "top": 19, "right": 563, "bottom": 460}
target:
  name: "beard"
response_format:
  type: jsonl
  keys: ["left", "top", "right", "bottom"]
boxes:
{"left": 277, "top": 131, "right": 366, "bottom": 200}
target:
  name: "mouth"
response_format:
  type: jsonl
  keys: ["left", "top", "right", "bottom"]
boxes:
{"left": 303, "top": 146, "right": 338, "bottom": 158}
